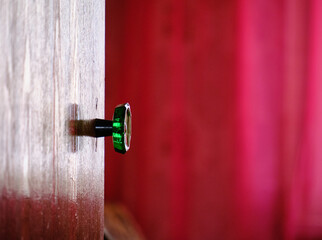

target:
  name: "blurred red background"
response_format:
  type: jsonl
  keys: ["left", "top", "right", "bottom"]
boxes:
{"left": 105, "top": 0, "right": 322, "bottom": 239}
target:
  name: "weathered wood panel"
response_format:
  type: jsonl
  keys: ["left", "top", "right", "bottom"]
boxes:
{"left": 0, "top": 0, "right": 105, "bottom": 238}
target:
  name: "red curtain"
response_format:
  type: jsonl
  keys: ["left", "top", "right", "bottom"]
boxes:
{"left": 105, "top": 0, "right": 322, "bottom": 239}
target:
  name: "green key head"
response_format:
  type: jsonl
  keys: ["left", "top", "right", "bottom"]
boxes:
{"left": 112, "top": 103, "right": 131, "bottom": 154}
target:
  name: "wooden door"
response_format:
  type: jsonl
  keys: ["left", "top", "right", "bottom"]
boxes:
{"left": 0, "top": 1, "right": 105, "bottom": 238}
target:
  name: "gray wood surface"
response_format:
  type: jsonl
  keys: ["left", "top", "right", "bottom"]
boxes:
{"left": 0, "top": 1, "right": 105, "bottom": 238}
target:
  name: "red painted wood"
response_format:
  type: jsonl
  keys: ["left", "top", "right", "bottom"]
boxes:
{"left": 0, "top": 195, "right": 102, "bottom": 239}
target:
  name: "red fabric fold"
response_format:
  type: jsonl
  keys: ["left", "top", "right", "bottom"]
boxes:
{"left": 105, "top": 1, "right": 322, "bottom": 239}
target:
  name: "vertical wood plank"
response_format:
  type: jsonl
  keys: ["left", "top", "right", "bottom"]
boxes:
{"left": 0, "top": 0, "right": 105, "bottom": 238}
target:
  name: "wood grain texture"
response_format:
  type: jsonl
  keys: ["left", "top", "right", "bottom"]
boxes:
{"left": 0, "top": 0, "right": 105, "bottom": 238}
